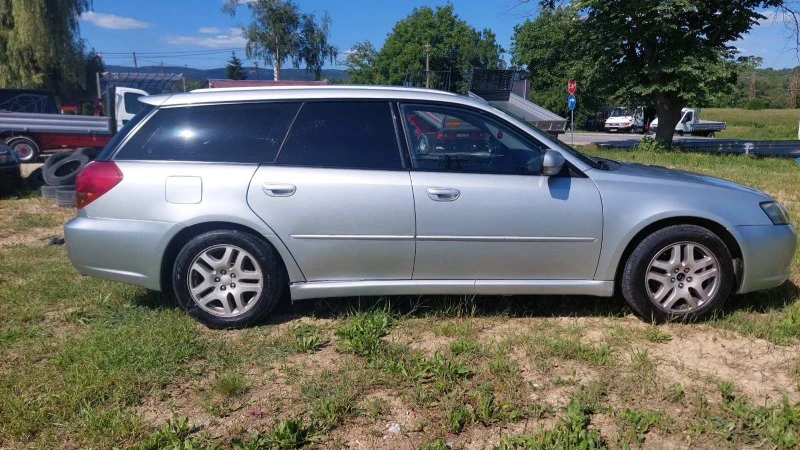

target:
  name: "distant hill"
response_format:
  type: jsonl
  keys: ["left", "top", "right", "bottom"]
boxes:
{"left": 104, "top": 65, "right": 348, "bottom": 82}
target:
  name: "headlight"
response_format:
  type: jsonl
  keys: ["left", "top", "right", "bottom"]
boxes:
{"left": 760, "top": 201, "right": 791, "bottom": 225}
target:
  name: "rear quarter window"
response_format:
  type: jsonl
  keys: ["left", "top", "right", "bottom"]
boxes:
{"left": 114, "top": 102, "right": 300, "bottom": 163}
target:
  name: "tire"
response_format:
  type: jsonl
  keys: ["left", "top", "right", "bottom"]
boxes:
{"left": 74, "top": 147, "right": 101, "bottom": 160}
{"left": 621, "top": 224, "right": 734, "bottom": 323}
{"left": 42, "top": 150, "right": 74, "bottom": 172}
{"left": 43, "top": 153, "right": 90, "bottom": 186}
{"left": 54, "top": 187, "right": 76, "bottom": 208}
{"left": 417, "top": 134, "right": 431, "bottom": 154}
{"left": 7, "top": 136, "right": 40, "bottom": 163}
{"left": 41, "top": 184, "right": 60, "bottom": 200}
{"left": 26, "top": 166, "right": 45, "bottom": 190}
{"left": 172, "top": 230, "right": 286, "bottom": 329}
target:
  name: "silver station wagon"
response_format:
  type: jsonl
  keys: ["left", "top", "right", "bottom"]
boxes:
{"left": 65, "top": 86, "right": 796, "bottom": 328}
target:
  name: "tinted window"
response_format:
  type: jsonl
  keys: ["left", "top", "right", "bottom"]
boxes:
{"left": 400, "top": 104, "right": 544, "bottom": 175}
{"left": 115, "top": 102, "right": 300, "bottom": 163}
{"left": 124, "top": 92, "right": 146, "bottom": 115}
{"left": 97, "top": 103, "right": 155, "bottom": 161}
{"left": 277, "top": 102, "right": 402, "bottom": 170}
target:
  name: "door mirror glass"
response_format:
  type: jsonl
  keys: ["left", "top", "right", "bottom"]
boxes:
{"left": 541, "top": 149, "right": 565, "bottom": 176}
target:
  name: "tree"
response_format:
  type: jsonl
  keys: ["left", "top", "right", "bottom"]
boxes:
{"left": 374, "top": 5, "right": 505, "bottom": 92}
{"left": 344, "top": 41, "right": 379, "bottom": 84}
{"left": 223, "top": 0, "right": 337, "bottom": 81}
{"left": 226, "top": 52, "right": 247, "bottom": 80}
{"left": 511, "top": 7, "right": 611, "bottom": 124}
{"left": 0, "top": 0, "right": 91, "bottom": 97}
{"left": 517, "top": 0, "right": 783, "bottom": 144}
{"left": 296, "top": 12, "right": 337, "bottom": 80}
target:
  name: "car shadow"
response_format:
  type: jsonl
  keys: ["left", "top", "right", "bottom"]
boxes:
{"left": 127, "top": 280, "right": 800, "bottom": 327}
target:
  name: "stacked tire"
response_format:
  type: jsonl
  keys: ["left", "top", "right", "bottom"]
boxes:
{"left": 40, "top": 148, "right": 100, "bottom": 208}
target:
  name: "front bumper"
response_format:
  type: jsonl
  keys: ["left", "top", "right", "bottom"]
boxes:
{"left": 604, "top": 125, "right": 631, "bottom": 133}
{"left": 732, "top": 224, "right": 796, "bottom": 293}
{"left": 64, "top": 213, "right": 184, "bottom": 291}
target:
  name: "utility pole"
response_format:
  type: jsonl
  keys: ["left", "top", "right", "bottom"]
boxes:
{"left": 424, "top": 43, "right": 431, "bottom": 89}
{"left": 133, "top": 51, "right": 139, "bottom": 73}
{"left": 160, "top": 61, "right": 164, "bottom": 74}
{"left": 749, "top": 73, "right": 756, "bottom": 101}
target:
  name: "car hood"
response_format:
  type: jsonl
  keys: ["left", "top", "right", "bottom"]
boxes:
{"left": 608, "top": 160, "right": 767, "bottom": 197}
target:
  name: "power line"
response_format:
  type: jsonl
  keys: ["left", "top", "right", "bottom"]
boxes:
{"left": 100, "top": 48, "right": 245, "bottom": 56}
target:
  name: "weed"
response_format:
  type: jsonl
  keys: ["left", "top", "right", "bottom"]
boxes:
{"left": 288, "top": 323, "right": 322, "bottom": 353}
{"left": 232, "top": 419, "right": 321, "bottom": 450}
{"left": 446, "top": 402, "right": 475, "bottom": 433}
{"left": 449, "top": 336, "right": 479, "bottom": 355}
{"left": 420, "top": 437, "right": 449, "bottom": 450}
{"left": 666, "top": 383, "right": 685, "bottom": 403}
{"left": 643, "top": 326, "right": 671, "bottom": 343}
{"left": 211, "top": 370, "right": 249, "bottom": 398}
{"left": 335, "top": 311, "right": 391, "bottom": 357}
{"left": 618, "top": 408, "right": 662, "bottom": 446}
{"left": 494, "top": 398, "right": 608, "bottom": 449}
{"left": 129, "top": 416, "right": 199, "bottom": 450}
{"left": 427, "top": 351, "right": 471, "bottom": 384}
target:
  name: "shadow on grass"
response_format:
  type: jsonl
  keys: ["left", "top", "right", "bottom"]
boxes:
{"left": 126, "top": 280, "right": 800, "bottom": 327}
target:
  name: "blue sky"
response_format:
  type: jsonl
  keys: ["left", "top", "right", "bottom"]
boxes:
{"left": 80, "top": 0, "right": 797, "bottom": 71}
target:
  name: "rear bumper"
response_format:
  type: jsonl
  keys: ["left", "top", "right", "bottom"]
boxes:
{"left": 733, "top": 224, "right": 796, "bottom": 293}
{"left": 64, "top": 214, "right": 183, "bottom": 291}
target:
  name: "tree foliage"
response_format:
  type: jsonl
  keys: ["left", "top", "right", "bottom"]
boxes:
{"left": 559, "top": 0, "right": 782, "bottom": 143}
{"left": 0, "top": 0, "right": 91, "bottom": 98}
{"left": 510, "top": 7, "right": 611, "bottom": 125}
{"left": 223, "top": 0, "right": 337, "bottom": 81}
{"left": 226, "top": 52, "right": 247, "bottom": 80}
{"left": 344, "top": 41, "right": 379, "bottom": 85}
{"left": 367, "top": 5, "right": 505, "bottom": 92}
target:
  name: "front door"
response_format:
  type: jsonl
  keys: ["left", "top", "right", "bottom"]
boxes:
{"left": 399, "top": 103, "right": 603, "bottom": 281}
{"left": 247, "top": 101, "right": 415, "bottom": 282}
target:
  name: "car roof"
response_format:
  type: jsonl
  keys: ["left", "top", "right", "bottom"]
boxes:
{"left": 140, "top": 85, "right": 486, "bottom": 109}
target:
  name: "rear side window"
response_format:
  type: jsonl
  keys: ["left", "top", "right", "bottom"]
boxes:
{"left": 276, "top": 101, "right": 402, "bottom": 170}
{"left": 97, "top": 103, "right": 154, "bottom": 161}
{"left": 115, "top": 102, "right": 300, "bottom": 163}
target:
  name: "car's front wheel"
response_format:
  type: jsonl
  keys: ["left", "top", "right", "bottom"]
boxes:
{"left": 621, "top": 224, "right": 734, "bottom": 323}
{"left": 172, "top": 230, "right": 285, "bottom": 328}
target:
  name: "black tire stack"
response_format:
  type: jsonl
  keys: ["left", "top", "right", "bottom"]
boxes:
{"left": 40, "top": 148, "right": 100, "bottom": 207}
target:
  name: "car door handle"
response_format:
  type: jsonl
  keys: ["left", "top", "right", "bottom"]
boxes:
{"left": 426, "top": 187, "right": 460, "bottom": 202}
{"left": 262, "top": 183, "right": 296, "bottom": 197}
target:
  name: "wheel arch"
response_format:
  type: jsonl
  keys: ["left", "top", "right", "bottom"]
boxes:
{"left": 612, "top": 216, "right": 744, "bottom": 293}
{"left": 159, "top": 221, "right": 298, "bottom": 294}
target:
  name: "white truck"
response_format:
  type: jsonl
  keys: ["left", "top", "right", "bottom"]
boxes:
{"left": 603, "top": 106, "right": 645, "bottom": 133}
{"left": 649, "top": 108, "right": 726, "bottom": 137}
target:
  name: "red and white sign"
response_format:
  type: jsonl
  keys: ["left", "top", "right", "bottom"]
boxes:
{"left": 567, "top": 80, "right": 576, "bottom": 94}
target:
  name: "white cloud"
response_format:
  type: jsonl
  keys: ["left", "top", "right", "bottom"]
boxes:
{"left": 80, "top": 11, "right": 151, "bottom": 30}
{"left": 198, "top": 27, "right": 221, "bottom": 34}
{"left": 164, "top": 28, "right": 246, "bottom": 48}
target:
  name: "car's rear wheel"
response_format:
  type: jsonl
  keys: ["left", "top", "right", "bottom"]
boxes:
{"left": 7, "top": 136, "right": 40, "bottom": 163}
{"left": 172, "top": 230, "right": 285, "bottom": 328}
{"left": 621, "top": 224, "right": 734, "bottom": 323}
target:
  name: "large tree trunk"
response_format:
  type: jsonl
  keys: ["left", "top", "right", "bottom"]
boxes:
{"left": 653, "top": 93, "right": 685, "bottom": 146}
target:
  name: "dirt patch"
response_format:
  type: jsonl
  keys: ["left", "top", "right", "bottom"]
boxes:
{"left": 0, "top": 197, "right": 73, "bottom": 247}
{"left": 647, "top": 327, "right": 799, "bottom": 404}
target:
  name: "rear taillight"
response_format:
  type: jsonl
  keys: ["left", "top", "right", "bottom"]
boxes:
{"left": 75, "top": 161, "right": 123, "bottom": 209}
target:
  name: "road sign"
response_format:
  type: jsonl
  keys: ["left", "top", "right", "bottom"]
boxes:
{"left": 568, "top": 94, "right": 576, "bottom": 111}
{"left": 567, "top": 80, "right": 576, "bottom": 94}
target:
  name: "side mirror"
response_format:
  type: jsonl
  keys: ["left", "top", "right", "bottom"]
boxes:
{"left": 541, "top": 149, "right": 565, "bottom": 176}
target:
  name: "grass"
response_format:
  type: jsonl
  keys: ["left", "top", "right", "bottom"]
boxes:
{"left": 702, "top": 108, "right": 800, "bottom": 140}
{"left": 1, "top": 147, "right": 800, "bottom": 448}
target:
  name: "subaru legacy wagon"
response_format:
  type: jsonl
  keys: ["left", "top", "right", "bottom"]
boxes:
{"left": 65, "top": 86, "right": 796, "bottom": 328}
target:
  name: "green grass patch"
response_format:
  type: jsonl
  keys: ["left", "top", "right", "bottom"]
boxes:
{"left": 702, "top": 108, "right": 800, "bottom": 140}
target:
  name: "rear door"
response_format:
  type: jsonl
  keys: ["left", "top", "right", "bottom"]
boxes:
{"left": 247, "top": 101, "right": 416, "bottom": 282}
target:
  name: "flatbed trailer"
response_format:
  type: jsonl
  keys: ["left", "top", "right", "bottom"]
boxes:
{"left": 0, "top": 112, "right": 112, "bottom": 162}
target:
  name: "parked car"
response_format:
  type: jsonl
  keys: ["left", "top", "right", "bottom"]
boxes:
{"left": 649, "top": 108, "right": 726, "bottom": 137}
{"left": 0, "top": 87, "right": 147, "bottom": 163}
{"left": 0, "top": 142, "right": 21, "bottom": 192}
{"left": 64, "top": 86, "right": 796, "bottom": 328}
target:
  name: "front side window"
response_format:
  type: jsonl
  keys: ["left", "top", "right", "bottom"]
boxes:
{"left": 276, "top": 101, "right": 402, "bottom": 170}
{"left": 115, "top": 102, "right": 300, "bottom": 163}
{"left": 400, "top": 104, "right": 544, "bottom": 175}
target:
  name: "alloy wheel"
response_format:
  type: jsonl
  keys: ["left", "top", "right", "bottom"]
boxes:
{"left": 645, "top": 241, "right": 720, "bottom": 313}
{"left": 187, "top": 244, "right": 263, "bottom": 317}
